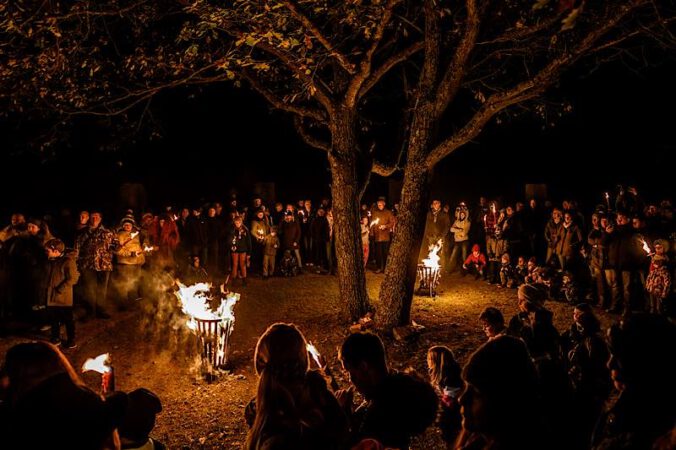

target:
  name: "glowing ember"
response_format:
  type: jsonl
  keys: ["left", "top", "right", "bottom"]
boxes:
{"left": 306, "top": 342, "right": 322, "bottom": 367}
{"left": 143, "top": 245, "right": 155, "bottom": 252}
{"left": 370, "top": 218, "right": 380, "bottom": 228}
{"left": 82, "top": 353, "right": 111, "bottom": 374}
{"left": 641, "top": 239, "right": 652, "bottom": 255}
{"left": 605, "top": 192, "right": 610, "bottom": 199}
{"left": 422, "top": 239, "right": 443, "bottom": 269}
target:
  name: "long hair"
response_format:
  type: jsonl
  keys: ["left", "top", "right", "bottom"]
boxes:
{"left": 427, "top": 345, "right": 462, "bottom": 389}
{"left": 245, "top": 323, "right": 310, "bottom": 450}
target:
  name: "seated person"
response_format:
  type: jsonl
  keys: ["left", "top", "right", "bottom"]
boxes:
{"left": 337, "top": 332, "right": 438, "bottom": 449}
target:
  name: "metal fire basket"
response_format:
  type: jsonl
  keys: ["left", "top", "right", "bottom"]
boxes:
{"left": 194, "top": 318, "right": 233, "bottom": 370}
{"left": 417, "top": 264, "right": 441, "bottom": 297}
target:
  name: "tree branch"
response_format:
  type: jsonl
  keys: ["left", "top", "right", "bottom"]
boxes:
{"left": 435, "top": 0, "right": 480, "bottom": 115}
{"left": 358, "top": 41, "right": 424, "bottom": 98}
{"left": 281, "top": 0, "right": 355, "bottom": 74}
{"left": 372, "top": 161, "right": 399, "bottom": 177}
{"left": 294, "top": 116, "right": 330, "bottom": 152}
{"left": 426, "top": 0, "right": 648, "bottom": 168}
{"left": 241, "top": 70, "right": 326, "bottom": 122}
{"left": 345, "top": 0, "right": 400, "bottom": 106}
{"left": 419, "top": 0, "right": 441, "bottom": 94}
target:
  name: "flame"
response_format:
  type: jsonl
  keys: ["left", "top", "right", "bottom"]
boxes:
{"left": 82, "top": 353, "right": 111, "bottom": 374}
{"left": 604, "top": 192, "right": 610, "bottom": 199}
{"left": 370, "top": 218, "right": 380, "bottom": 227}
{"left": 641, "top": 239, "right": 652, "bottom": 255}
{"left": 174, "top": 282, "right": 239, "bottom": 332}
{"left": 130, "top": 231, "right": 139, "bottom": 239}
{"left": 422, "top": 239, "right": 443, "bottom": 269}
{"left": 306, "top": 342, "right": 322, "bottom": 367}
{"left": 143, "top": 245, "right": 155, "bottom": 252}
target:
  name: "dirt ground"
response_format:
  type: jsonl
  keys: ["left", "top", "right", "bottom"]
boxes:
{"left": 0, "top": 271, "right": 619, "bottom": 449}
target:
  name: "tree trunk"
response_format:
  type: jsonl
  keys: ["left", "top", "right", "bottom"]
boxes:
{"left": 329, "top": 106, "right": 371, "bottom": 321}
{"left": 379, "top": 103, "right": 436, "bottom": 329}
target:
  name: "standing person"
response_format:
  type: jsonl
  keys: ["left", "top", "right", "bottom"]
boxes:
{"left": 449, "top": 209, "right": 471, "bottom": 273}
{"left": 271, "top": 202, "right": 285, "bottom": 226}
{"left": 205, "top": 206, "right": 223, "bottom": 276}
{"left": 370, "top": 197, "right": 395, "bottom": 274}
{"left": 262, "top": 227, "right": 280, "bottom": 279}
{"left": 227, "top": 215, "right": 251, "bottom": 287}
{"left": 298, "top": 199, "right": 315, "bottom": 267}
{"left": 311, "top": 208, "right": 330, "bottom": 273}
{"left": 483, "top": 202, "right": 500, "bottom": 282}
{"left": 75, "top": 211, "right": 116, "bottom": 319}
{"left": 360, "top": 216, "right": 370, "bottom": 268}
{"left": 556, "top": 211, "right": 584, "bottom": 271}
{"left": 154, "top": 214, "right": 180, "bottom": 272}
{"left": 470, "top": 197, "right": 489, "bottom": 252}
{"left": 175, "top": 207, "right": 191, "bottom": 271}
{"left": 250, "top": 208, "right": 270, "bottom": 274}
{"left": 43, "top": 239, "right": 80, "bottom": 348}
{"left": 427, "top": 346, "right": 463, "bottom": 446}
{"left": 545, "top": 208, "right": 563, "bottom": 268}
{"left": 114, "top": 215, "right": 145, "bottom": 308}
{"left": 280, "top": 210, "right": 302, "bottom": 269}
{"left": 186, "top": 206, "right": 208, "bottom": 271}
{"left": 421, "top": 200, "right": 450, "bottom": 262}
{"left": 646, "top": 241, "right": 671, "bottom": 314}
{"left": 588, "top": 213, "right": 609, "bottom": 307}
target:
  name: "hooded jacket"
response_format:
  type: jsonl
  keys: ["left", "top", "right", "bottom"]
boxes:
{"left": 44, "top": 250, "right": 80, "bottom": 307}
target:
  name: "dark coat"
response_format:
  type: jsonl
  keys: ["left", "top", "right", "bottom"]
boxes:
{"left": 604, "top": 225, "right": 644, "bottom": 270}
{"left": 424, "top": 209, "right": 450, "bottom": 242}
{"left": 310, "top": 216, "right": 330, "bottom": 244}
{"left": 280, "top": 220, "right": 302, "bottom": 251}
{"left": 44, "top": 251, "right": 80, "bottom": 307}
{"left": 227, "top": 226, "right": 252, "bottom": 254}
{"left": 185, "top": 215, "right": 208, "bottom": 248}
{"left": 556, "top": 223, "right": 584, "bottom": 257}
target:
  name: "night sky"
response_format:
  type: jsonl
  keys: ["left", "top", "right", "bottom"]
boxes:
{"left": 1, "top": 57, "right": 674, "bottom": 219}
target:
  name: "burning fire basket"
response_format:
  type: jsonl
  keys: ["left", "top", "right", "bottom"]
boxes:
{"left": 194, "top": 318, "right": 234, "bottom": 370}
{"left": 417, "top": 264, "right": 441, "bottom": 297}
{"left": 175, "top": 282, "right": 240, "bottom": 378}
{"left": 416, "top": 239, "right": 443, "bottom": 297}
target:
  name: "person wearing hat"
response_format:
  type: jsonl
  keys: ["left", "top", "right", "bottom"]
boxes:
{"left": 43, "top": 238, "right": 80, "bottom": 348}
{"left": 507, "top": 283, "right": 558, "bottom": 359}
{"left": 370, "top": 197, "right": 394, "bottom": 273}
{"left": 114, "top": 215, "right": 145, "bottom": 308}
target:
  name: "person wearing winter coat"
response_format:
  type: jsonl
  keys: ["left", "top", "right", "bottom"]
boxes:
{"left": 555, "top": 212, "right": 584, "bottom": 271}
{"left": 462, "top": 244, "right": 487, "bottom": 279}
{"left": 449, "top": 210, "right": 471, "bottom": 272}
{"left": 646, "top": 244, "right": 671, "bottom": 314}
{"left": 280, "top": 211, "right": 303, "bottom": 268}
{"left": 588, "top": 213, "right": 609, "bottom": 307}
{"left": 226, "top": 216, "right": 252, "bottom": 286}
{"left": 370, "top": 197, "right": 395, "bottom": 273}
{"left": 43, "top": 239, "right": 80, "bottom": 348}
{"left": 544, "top": 209, "right": 563, "bottom": 268}
{"left": 422, "top": 200, "right": 451, "bottom": 262}
{"left": 310, "top": 208, "right": 331, "bottom": 272}
{"left": 114, "top": 216, "right": 145, "bottom": 307}
{"left": 262, "top": 227, "right": 280, "bottom": 278}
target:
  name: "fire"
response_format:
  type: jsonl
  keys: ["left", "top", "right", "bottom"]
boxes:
{"left": 143, "top": 245, "right": 155, "bottom": 252}
{"left": 130, "top": 231, "right": 139, "bottom": 239}
{"left": 422, "top": 239, "right": 443, "bottom": 269}
{"left": 82, "top": 353, "right": 111, "bottom": 374}
{"left": 641, "top": 239, "right": 652, "bottom": 255}
{"left": 175, "top": 282, "right": 239, "bottom": 331}
{"left": 306, "top": 342, "right": 322, "bottom": 367}
{"left": 370, "top": 218, "right": 380, "bottom": 228}
{"left": 605, "top": 192, "right": 610, "bottom": 199}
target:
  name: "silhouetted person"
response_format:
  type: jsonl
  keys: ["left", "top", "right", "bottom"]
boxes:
{"left": 337, "top": 332, "right": 438, "bottom": 449}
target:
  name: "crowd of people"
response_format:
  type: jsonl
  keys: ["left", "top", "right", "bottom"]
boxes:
{"left": 1, "top": 311, "right": 674, "bottom": 449}
{"left": 0, "top": 185, "right": 675, "bottom": 449}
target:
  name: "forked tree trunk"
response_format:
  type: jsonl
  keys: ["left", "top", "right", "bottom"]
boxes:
{"left": 379, "top": 103, "right": 436, "bottom": 329}
{"left": 329, "top": 106, "right": 371, "bottom": 321}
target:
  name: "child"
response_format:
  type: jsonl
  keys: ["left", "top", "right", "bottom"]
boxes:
{"left": 280, "top": 249, "right": 299, "bottom": 277}
{"left": 462, "top": 244, "right": 487, "bottom": 279}
{"left": 263, "top": 227, "right": 280, "bottom": 279}
{"left": 514, "top": 256, "right": 528, "bottom": 286}
{"left": 646, "top": 241, "right": 671, "bottom": 314}
{"left": 118, "top": 388, "right": 166, "bottom": 450}
{"left": 498, "top": 253, "right": 515, "bottom": 288}
{"left": 562, "top": 271, "right": 581, "bottom": 304}
{"left": 427, "top": 346, "right": 463, "bottom": 446}
{"left": 360, "top": 216, "right": 370, "bottom": 268}
{"left": 44, "top": 239, "right": 80, "bottom": 348}
{"left": 525, "top": 257, "right": 539, "bottom": 284}
{"left": 185, "top": 255, "right": 209, "bottom": 285}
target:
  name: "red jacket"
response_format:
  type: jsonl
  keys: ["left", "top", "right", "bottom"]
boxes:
{"left": 464, "top": 252, "right": 487, "bottom": 268}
